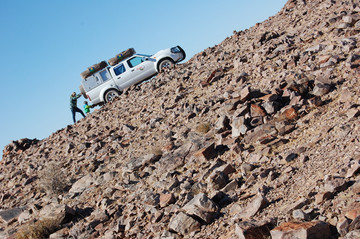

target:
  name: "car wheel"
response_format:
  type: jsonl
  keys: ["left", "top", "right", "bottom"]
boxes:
{"left": 104, "top": 89, "right": 120, "bottom": 103}
{"left": 158, "top": 58, "right": 174, "bottom": 72}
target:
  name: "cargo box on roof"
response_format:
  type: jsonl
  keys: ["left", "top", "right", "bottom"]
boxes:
{"left": 108, "top": 48, "right": 136, "bottom": 66}
{"left": 80, "top": 61, "right": 108, "bottom": 80}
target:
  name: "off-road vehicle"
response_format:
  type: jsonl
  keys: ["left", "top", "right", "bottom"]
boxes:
{"left": 79, "top": 46, "right": 185, "bottom": 105}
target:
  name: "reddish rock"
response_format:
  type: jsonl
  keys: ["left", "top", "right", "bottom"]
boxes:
{"left": 318, "top": 55, "right": 332, "bottom": 64}
{"left": 250, "top": 104, "right": 267, "bottom": 117}
{"left": 160, "top": 193, "right": 175, "bottom": 208}
{"left": 345, "top": 206, "right": 360, "bottom": 220}
{"left": 283, "top": 107, "right": 298, "bottom": 121}
{"left": 162, "top": 142, "right": 175, "bottom": 152}
{"left": 271, "top": 221, "right": 330, "bottom": 239}
{"left": 236, "top": 193, "right": 269, "bottom": 219}
{"left": 315, "top": 192, "right": 334, "bottom": 204}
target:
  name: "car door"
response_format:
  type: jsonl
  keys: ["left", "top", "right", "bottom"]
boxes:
{"left": 126, "top": 56, "right": 156, "bottom": 85}
{"left": 112, "top": 63, "right": 133, "bottom": 90}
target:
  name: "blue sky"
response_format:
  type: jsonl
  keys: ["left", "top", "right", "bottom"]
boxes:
{"left": 0, "top": 0, "right": 287, "bottom": 158}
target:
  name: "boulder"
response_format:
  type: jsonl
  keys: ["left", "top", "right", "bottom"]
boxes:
{"left": 168, "top": 212, "right": 201, "bottom": 235}
{"left": 182, "top": 193, "right": 218, "bottom": 223}
{"left": 271, "top": 221, "right": 330, "bottom": 239}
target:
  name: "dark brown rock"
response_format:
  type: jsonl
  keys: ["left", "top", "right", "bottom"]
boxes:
{"left": 235, "top": 219, "right": 272, "bottom": 239}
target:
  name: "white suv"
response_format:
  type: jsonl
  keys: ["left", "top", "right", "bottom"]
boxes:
{"left": 80, "top": 46, "right": 186, "bottom": 105}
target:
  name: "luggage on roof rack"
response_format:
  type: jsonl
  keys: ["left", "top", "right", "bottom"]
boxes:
{"left": 80, "top": 61, "right": 108, "bottom": 79}
{"left": 108, "top": 48, "right": 136, "bottom": 66}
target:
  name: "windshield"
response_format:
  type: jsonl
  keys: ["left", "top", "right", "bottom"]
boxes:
{"left": 135, "top": 54, "right": 152, "bottom": 57}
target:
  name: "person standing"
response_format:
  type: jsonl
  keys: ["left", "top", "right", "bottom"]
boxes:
{"left": 70, "top": 92, "right": 85, "bottom": 123}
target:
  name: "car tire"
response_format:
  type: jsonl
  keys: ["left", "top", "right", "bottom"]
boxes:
{"left": 104, "top": 89, "right": 120, "bottom": 103}
{"left": 157, "top": 58, "right": 174, "bottom": 72}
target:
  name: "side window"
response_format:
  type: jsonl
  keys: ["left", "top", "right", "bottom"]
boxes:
{"left": 128, "top": 57, "right": 143, "bottom": 68}
{"left": 99, "top": 69, "right": 110, "bottom": 81}
{"left": 114, "top": 64, "right": 126, "bottom": 76}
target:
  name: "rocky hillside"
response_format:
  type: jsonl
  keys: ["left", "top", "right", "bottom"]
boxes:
{"left": 1, "top": 0, "right": 360, "bottom": 238}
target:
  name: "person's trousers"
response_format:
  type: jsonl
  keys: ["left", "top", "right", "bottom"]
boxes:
{"left": 71, "top": 107, "right": 85, "bottom": 123}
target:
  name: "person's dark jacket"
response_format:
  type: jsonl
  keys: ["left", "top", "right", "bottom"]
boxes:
{"left": 70, "top": 94, "right": 82, "bottom": 109}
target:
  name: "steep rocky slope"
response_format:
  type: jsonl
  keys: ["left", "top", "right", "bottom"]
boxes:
{"left": 1, "top": 0, "right": 360, "bottom": 238}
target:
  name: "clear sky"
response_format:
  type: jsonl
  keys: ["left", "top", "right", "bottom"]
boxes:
{"left": 0, "top": 0, "right": 287, "bottom": 158}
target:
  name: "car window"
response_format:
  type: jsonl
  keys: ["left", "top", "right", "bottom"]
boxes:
{"left": 114, "top": 64, "right": 126, "bottom": 76}
{"left": 128, "top": 57, "right": 143, "bottom": 68}
{"left": 99, "top": 69, "right": 110, "bottom": 81}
